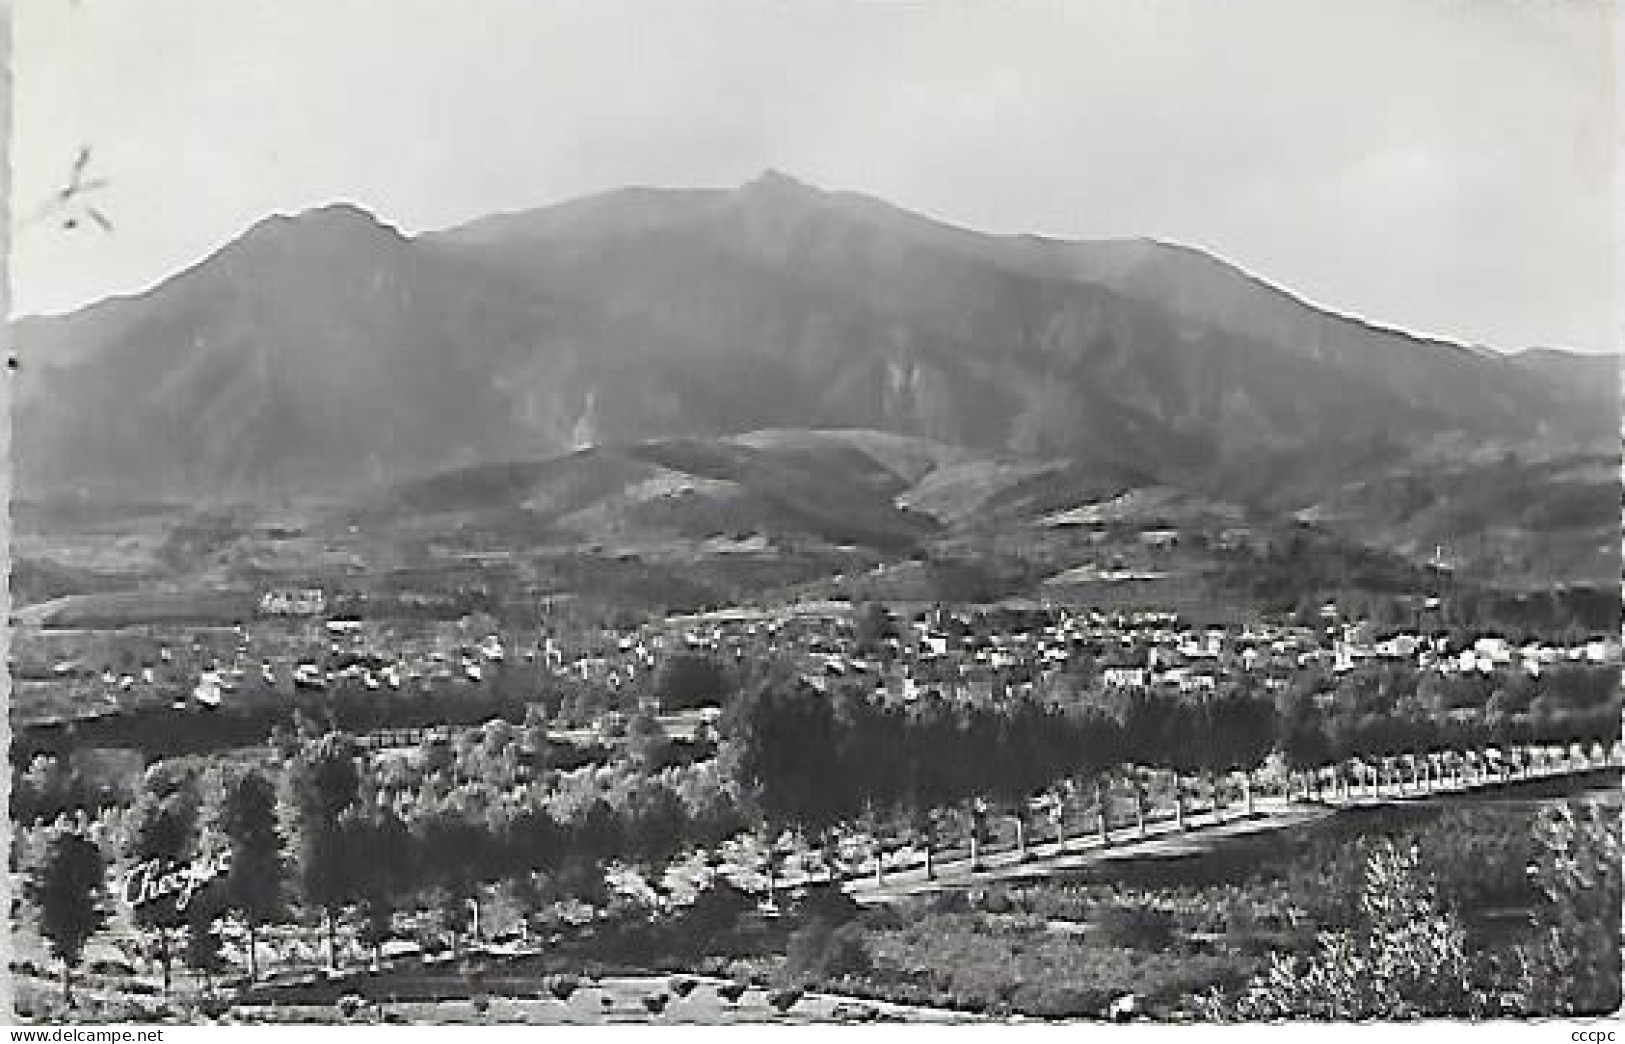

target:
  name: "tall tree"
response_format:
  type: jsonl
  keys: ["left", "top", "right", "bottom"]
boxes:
{"left": 1276, "top": 689, "right": 1332, "bottom": 799}
{"left": 183, "top": 911, "right": 225, "bottom": 998}
{"left": 349, "top": 799, "right": 409, "bottom": 968}
{"left": 28, "top": 830, "right": 108, "bottom": 1007}
{"left": 1211, "top": 691, "right": 1278, "bottom": 815}
{"left": 125, "top": 768, "right": 201, "bottom": 999}
{"left": 214, "top": 769, "right": 285, "bottom": 981}
{"left": 283, "top": 732, "right": 363, "bottom": 969}
{"left": 720, "top": 675, "right": 841, "bottom": 840}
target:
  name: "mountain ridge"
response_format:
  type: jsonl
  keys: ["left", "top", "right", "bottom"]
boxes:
{"left": 13, "top": 172, "right": 1616, "bottom": 514}
{"left": 18, "top": 172, "right": 1613, "bottom": 359}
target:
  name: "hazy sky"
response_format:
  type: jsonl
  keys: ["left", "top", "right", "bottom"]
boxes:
{"left": 9, "top": 0, "right": 1620, "bottom": 352}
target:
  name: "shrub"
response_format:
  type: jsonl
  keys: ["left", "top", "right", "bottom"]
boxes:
{"left": 860, "top": 905, "right": 907, "bottom": 932}
{"left": 795, "top": 881, "right": 863, "bottom": 925}
{"left": 1206, "top": 841, "right": 1492, "bottom": 1020}
{"left": 1222, "top": 903, "right": 1262, "bottom": 938}
{"left": 1013, "top": 982, "right": 1111, "bottom": 1019}
{"left": 972, "top": 886, "right": 1016, "bottom": 915}
{"left": 783, "top": 917, "right": 872, "bottom": 984}
{"left": 198, "top": 997, "right": 231, "bottom": 1020}
{"left": 675, "top": 881, "right": 755, "bottom": 939}
{"left": 1092, "top": 905, "right": 1178, "bottom": 951}
{"left": 654, "top": 654, "right": 730, "bottom": 712}
{"left": 1517, "top": 802, "right": 1623, "bottom": 1015}
{"left": 545, "top": 974, "right": 580, "bottom": 1002}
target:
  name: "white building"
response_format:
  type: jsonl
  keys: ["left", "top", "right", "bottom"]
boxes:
{"left": 1102, "top": 666, "right": 1149, "bottom": 689}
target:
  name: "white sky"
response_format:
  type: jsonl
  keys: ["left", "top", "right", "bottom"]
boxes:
{"left": 8, "top": 0, "right": 1621, "bottom": 352}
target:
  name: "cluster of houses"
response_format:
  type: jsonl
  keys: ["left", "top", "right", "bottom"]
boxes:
{"left": 257, "top": 587, "right": 327, "bottom": 616}
{"left": 171, "top": 599, "right": 1618, "bottom": 719}
{"left": 26, "top": 587, "right": 1620, "bottom": 734}
{"left": 622, "top": 602, "right": 1619, "bottom": 710}
{"left": 1322, "top": 620, "right": 1616, "bottom": 677}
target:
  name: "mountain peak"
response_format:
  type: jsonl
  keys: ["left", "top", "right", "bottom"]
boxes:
{"left": 740, "top": 168, "right": 822, "bottom": 197}
{"left": 240, "top": 201, "right": 404, "bottom": 246}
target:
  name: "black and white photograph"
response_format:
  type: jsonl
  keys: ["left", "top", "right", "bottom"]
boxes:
{"left": 5, "top": 0, "right": 1621, "bottom": 1027}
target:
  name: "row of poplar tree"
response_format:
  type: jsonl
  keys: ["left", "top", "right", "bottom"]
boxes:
{"left": 22, "top": 664, "right": 1619, "bottom": 1006}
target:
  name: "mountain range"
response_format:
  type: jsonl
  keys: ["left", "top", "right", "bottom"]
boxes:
{"left": 12, "top": 171, "right": 1619, "bottom": 585}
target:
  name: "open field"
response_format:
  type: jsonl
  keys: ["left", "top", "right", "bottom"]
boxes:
{"left": 844, "top": 765, "right": 1622, "bottom": 903}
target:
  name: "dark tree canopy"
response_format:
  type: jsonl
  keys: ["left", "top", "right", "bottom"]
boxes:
{"left": 28, "top": 830, "right": 109, "bottom": 1001}
{"left": 654, "top": 652, "right": 731, "bottom": 712}
{"left": 216, "top": 768, "right": 286, "bottom": 927}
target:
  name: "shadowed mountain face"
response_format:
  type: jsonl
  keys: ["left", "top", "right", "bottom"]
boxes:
{"left": 14, "top": 172, "right": 1616, "bottom": 506}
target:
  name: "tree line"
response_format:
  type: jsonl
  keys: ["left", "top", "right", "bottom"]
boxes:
{"left": 19, "top": 658, "right": 1619, "bottom": 1006}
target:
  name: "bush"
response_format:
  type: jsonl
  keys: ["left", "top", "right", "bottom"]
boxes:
{"left": 1013, "top": 983, "right": 1111, "bottom": 1019}
{"left": 723, "top": 956, "right": 777, "bottom": 987}
{"left": 795, "top": 881, "right": 863, "bottom": 924}
{"left": 1222, "top": 903, "right": 1263, "bottom": 939}
{"left": 859, "top": 905, "right": 907, "bottom": 932}
{"left": 654, "top": 654, "right": 730, "bottom": 712}
{"left": 1206, "top": 841, "right": 1492, "bottom": 1020}
{"left": 544, "top": 974, "right": 581, "bottom": 1002}
{"left": 783, "top": 918, "right": 872, "bottom": 985}
{"left": 666, "top": 881, "right": 755, "bottom": 951}
{"left": 198, "top": 997, "right": 232, "bottom": 1020}
{"left": 971, "top": 886, "right": 1016, "bottom": 915}
{"left": 1092, "top": 905, "right": 1179, "bottom": 951}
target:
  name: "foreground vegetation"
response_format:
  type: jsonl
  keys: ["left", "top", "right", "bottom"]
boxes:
{"left": 11, "top": 643, "right": 1619, "bottom": 1022}
{"left": 778, "top": 801, "right": 1620, "bottom": 1019}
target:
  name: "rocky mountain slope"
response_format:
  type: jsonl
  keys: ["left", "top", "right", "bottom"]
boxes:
{"left": 15, "top": 172, "right": 1613, "bottom": 504}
